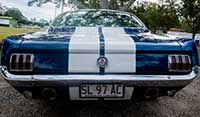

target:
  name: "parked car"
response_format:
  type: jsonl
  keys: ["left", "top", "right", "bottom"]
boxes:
{"left": 0, "top": 9, "right": 199, "bottom": 100}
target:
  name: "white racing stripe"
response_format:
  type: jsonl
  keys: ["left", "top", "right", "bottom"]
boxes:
{"left": 69, "top": 27, "right": 100, "bottom": 73}
{"left": 102, "top": 27, "right": 136, "bottom": 73}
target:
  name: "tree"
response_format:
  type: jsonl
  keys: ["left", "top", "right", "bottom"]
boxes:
{"left": 28, "top": 0, "right": 136, "bottom": 11}
{"left": 4, "top": 8, "right": 27, "bottom": 22}
{"left": 69, "top": 0, "right": 137, "bottom": 11}
{"left": 28, "top": 0, "right": 67, "bottom": 14}
{"left": 129, "top": 1, "right": 180, "bottom": 33}
{"left": 0, "top": 2, "right": 8, "bottom": 16}
{"left": 39, "top": 19, "right": 49, "bottom": 25}
{"left": 179, "top": 0, "right": 200, "bottom": 39}
{"left": 0, "top": 2, "right": 3, "bottom": 15}
{"left": 28, "top": 0, "right": 60, "bottom": 7}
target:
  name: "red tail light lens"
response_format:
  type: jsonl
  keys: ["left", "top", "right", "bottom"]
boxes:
{"left": 10, "top": 54, "right": 17, "bottom": 70}
{"left": 26, "top": 55, "right": 31, "bottom": 70}
{"left": 9, "top": 54, "right": 34, "bottom": 71}
{"left": 168, "top": 55, "right": 191, "bottom": 72}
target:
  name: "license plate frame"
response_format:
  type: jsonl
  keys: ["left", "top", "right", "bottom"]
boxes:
{"left": 79, "top": 84, "right": 124, "bottom": 98}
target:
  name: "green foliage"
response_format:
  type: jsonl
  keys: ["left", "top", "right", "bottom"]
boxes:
{"left": 10, "top": 19, "right": 17, "bottom": 27}
{"left": 28, "top": 0, "right": 136, "bottom": 11}
{"left": 180, "top": 21, "right": 192, "bottom": 32}
{"left": 28, "top": 0, "right": 61, "bottom": 7}
{"left": 18, "top": 20, "right": 49, "bottom": 28}
{"left": 67, "top": 0, "right": 100, "bottom": 9}
{"left": 26, "top": 0, "right": 200, "bottom": 35}
{"left": 4, "top": 8, "right": 27, "bottom": 22}
{"left": 68, "top": 0, "right": 136, "bottom": 10}
{"left": 2, "top": 8, "right": 49, "bottom": 27}
{"left": 129, "top": 2, "right": 179, "bottom": 33}
{"left": 179, "top": 0, "right": 200, "bottom": 38}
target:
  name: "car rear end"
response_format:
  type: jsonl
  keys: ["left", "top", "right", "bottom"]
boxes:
{"left": 0, "top": 27, "right": 199, "bottom": 100}
{"left": 0, "top": 10, "right": 199, "bottom": 100}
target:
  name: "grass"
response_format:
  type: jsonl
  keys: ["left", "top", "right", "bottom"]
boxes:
{"left": 0, "top": 26, "right": 42, "bottom": 63}
{"left": 0, "top": 26, "right": 40, "bottom": 39}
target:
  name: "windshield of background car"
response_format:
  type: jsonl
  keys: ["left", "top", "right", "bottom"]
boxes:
{"left": 51, "top": 10, "right": 145, "bottom": 28}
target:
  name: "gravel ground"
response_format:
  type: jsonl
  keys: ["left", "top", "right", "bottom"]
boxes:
{"left": 0, "top": 73, "right": 200, "bottom": 117}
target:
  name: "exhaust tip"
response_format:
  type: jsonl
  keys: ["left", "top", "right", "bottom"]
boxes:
{"left": 42, "top": 88, "right": 57, "bottom": 100}
{"left": 23, "top": 90, "right": 32, "bottom": 99}
{"left": 167, "top": 90, "right": 176, "bottom": 97}
{"left": 144, "top": 88, "right": 159, "bottom": 99}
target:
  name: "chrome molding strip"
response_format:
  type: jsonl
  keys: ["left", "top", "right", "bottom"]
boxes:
{"left": 0, "top": 66, "right": 198, "bottom": 87}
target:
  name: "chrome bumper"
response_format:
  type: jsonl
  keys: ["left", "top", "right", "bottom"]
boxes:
{"left": 0, "top": 66, "right": 199, "bottom": 87}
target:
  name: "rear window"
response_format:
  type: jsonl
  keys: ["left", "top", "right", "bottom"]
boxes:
{"left": 51, "top": 10, "right": 145, "bottom": 27}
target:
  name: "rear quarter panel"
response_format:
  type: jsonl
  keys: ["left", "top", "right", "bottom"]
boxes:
{"left": 178, "top": 38, "right": 199, "bottom": 66}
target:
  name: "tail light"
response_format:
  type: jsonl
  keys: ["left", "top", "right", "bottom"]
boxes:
{"left": 9, "top": 53, "right": 34, "bottom": 71}
{"left": 168, "top": 55, "right": 191, "bottom": 72}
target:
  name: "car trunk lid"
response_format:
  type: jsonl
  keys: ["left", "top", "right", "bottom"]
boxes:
{"left": 68, "top": 27, "right": 136, "bottom": 73}
{"left": 8, "top": 27, "right": 184, "bottom": 74}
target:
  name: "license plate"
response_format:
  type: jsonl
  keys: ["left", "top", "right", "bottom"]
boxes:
{"left": 80, "top": 84, "right": 124, "bottom": 98}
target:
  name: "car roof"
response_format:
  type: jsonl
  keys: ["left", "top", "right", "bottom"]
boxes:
{"left": 63, "top": 9, "right": 131, "bottom": 15}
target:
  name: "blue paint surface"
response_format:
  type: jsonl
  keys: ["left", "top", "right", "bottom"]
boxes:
{"left": 178, "top": 38, "right": 199, "bottom": 66}
{"left": 124, "top": 27, "right": 182, "bottom": 52}
{"left": 1, "top": 27, "right": 198, "bottom": 75}
{"left": 136, "top": 54, "right": 169, "bottom": 74}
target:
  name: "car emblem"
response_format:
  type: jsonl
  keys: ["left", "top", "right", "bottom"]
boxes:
{"left": 97, "top": 56, "right": 108, "bottom": 68}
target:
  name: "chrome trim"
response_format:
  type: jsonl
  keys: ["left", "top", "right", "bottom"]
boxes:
{"left": 0, "top": 66, "right": 198, "bottom": 87}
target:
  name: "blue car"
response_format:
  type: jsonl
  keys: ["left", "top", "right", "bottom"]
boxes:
{"left": 0, "top": 9, "right": 199, "bottom": 100}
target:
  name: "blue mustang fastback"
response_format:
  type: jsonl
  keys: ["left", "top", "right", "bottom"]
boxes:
{"left": 0, "top": 9, "right": 199, "bottom": 100}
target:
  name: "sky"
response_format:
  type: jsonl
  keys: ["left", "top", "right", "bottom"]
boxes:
{"left": 0, "top": 0, "right": 158, "bottom": 21}
{"left": 0, "top": 0, "right": 73, "bottom": 21}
